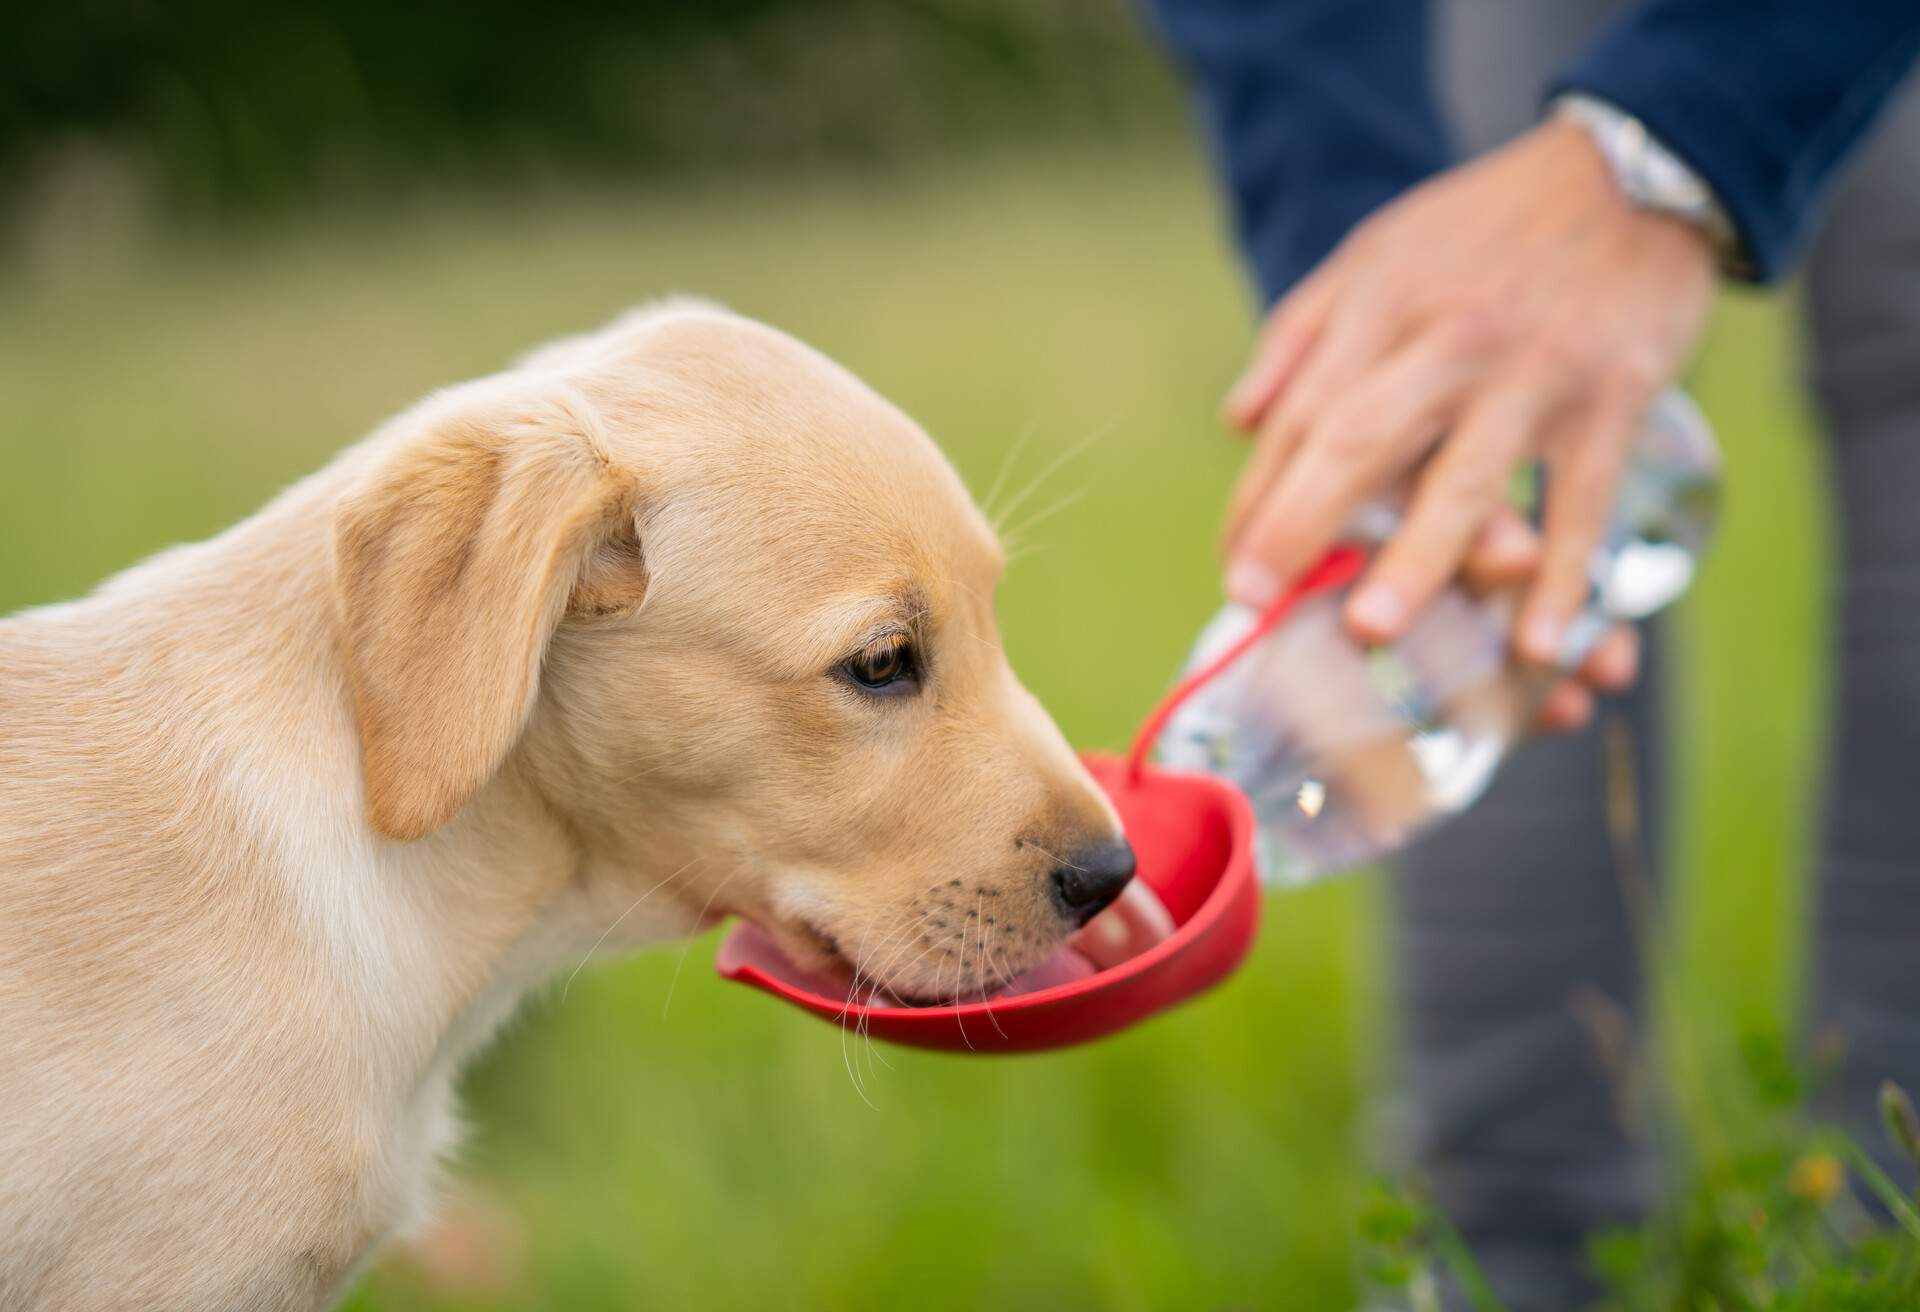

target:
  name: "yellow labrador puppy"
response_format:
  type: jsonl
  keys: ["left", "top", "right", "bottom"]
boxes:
{"left": 0, "top": 302, "right": 1135, "bottom": 1311}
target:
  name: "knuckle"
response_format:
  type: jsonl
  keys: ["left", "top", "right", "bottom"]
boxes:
{"left": 1288, "top": 372, "right": 1335, "bottom": 418}
{"left": 1314, "top": 411, "right": 1378, "bottom": 464}
{"left": 1598, "top": 352, "right": 1664, "bottom": 404}
{"left": 1253, "top": 408, "right": 1297, "bottom": 455}
{"left": 1263, "top": 411, "right": 1310, "bottom": 463}
{"left": 1437, "top": 460, "right": 1505, "bottom": 510}
{"left": 1437, "top": 298, "right": 1506, "bottom": 355}
{"left": 1271, "top": 379, "right": 1322, "bottom": 431}
{"left": 1524, "top": 327, "right": 1593, "bottom": 377}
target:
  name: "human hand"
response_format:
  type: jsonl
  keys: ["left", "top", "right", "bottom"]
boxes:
{"left": 1456, "top": 506, "right": 1641, "bottom": 734}
{"left": 1219, "top": 117, "right": 1714, "bottom": 728}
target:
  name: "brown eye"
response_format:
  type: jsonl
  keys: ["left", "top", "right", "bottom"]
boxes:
{"left": 842, "top": 636, "right": 918, "bottom": 694}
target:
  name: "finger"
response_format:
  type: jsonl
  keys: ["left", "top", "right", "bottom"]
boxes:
{"left": 1224, "top": 273, "right": 1340, "bottom": 431}
{"left": 1461, "top": 507, "right": 1542, "bottom": 592}
{"left": 1577, "top": 624, "right": 1640, "bottom": 693}
{"left": 1250, "top": 269, "right": 1404, "bottom": 458}
{"left": 1346, "top": 385, "right": 1548, "bottom": 642}
{"left": 1225, "top": 323, "right": 1490, "bottom": 604}
{"left": 1517, "top": 387, "right": 1649, "bottom": 664}
{"left": 1221, "top": 276, "right": 1396, "bottom": 551}
{"left": 1534, "top": 679, "right": 1595, "bottom": 734}
{"left": 1221, "top": 403, "right": 1311, "bottom": 555}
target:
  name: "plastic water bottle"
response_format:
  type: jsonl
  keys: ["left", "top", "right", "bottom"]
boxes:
{"left": 1156, "top": 389, "right": 1720, "bottom": 885}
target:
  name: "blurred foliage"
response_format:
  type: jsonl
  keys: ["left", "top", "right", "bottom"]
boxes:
{"left": 0, "top": 0, "right": 1174, "bottom": 221}
{"left": 1588, "top": 1058, "right": 1920, "bottom": 1309}
{"left": 1361, "top": 1050, "right": 1920, "bottom": 1310}
{"left": 1356, "top": 1181, "right": 1500, "bottom": 1312}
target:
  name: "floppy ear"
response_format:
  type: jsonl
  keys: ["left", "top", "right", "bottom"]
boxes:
{"left": 333, "top": 387, "right": 645, "bottom": 841}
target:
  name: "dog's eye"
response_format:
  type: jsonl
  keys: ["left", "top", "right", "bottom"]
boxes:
{"left": 841, "top": 635, "right": 918, "bottom": 695}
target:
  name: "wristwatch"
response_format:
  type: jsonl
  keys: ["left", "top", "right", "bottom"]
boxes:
{"left": 1552, "top": 92, "right": 1750, "bottom": 278}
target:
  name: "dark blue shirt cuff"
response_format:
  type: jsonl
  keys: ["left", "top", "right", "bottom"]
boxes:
{"left": 1552, "top": 2, "right": 1920, "bottom": 283}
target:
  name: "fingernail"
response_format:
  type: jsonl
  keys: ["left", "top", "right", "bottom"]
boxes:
{"left": 1223, "top": 363, "right": 1271, "bottom": 424}
{"left": 1225, "top": 559, "right": 1281, "bottom": 608}
{"left": 1521, "top": 614, "right": 1562, "bottom": 662}
{"left": 1592, "top": 642, "right": 1632, "bottom": 687}
{"left": 1347, "top": 584, "right": 1407, "bottom": 635}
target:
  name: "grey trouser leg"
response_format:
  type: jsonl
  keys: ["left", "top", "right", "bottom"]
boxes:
{"left": 1396, "top": 4, "right": 1664, "bottom": 1308}
{"left": 1805, "top": 71, "right": 1920, "bottom": 1177}
{"left": 1392, "top": 663, "right": 1662, "bottom": 1312}
{"left": 1402, "top": 2, "right": 1920, "bottom": 1305}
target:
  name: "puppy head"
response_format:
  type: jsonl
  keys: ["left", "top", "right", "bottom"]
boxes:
{"left": 333, "top": 302, "right": 1131, "bottom": 1001}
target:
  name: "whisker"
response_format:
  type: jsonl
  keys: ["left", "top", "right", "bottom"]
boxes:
{"left": 835, "top": 919, "right": 884, "bottom": 1026}
{"left": 952, "top": 906, "right": 976, "bottom": 1053}
{"left": 660, "top": 866, "right": 741, "bottom": 1019}
{"left": 1000, "top": 540, "right": 1059, "bottom": 572}
{"left": 974, "top": 892, "right": 1007, "bottom": 1041}
{"left": 838, "top": 923, "right": 880, "bottom": 1107}
{"left": 930, "top": 575, "right": 1006, "bottom": 656}
{"left": 852, "top": 932, "right": 937, "bottom": 1088}
{"left": 846, "top": 917, "right": 920, "bottom": 1101}
{"left": 938, "top": 571, "right": 991, "bottom": 608}
{"left": 979, "top": 417, "right": 1042, "bottom": 525}
{"left": 987, "top": 941, "right": 1020, "bottom": 994}
{"left": 841, "top": 1024, "right": 878, "bottom": 1112}
{"left": 561, "top": 858, "right": 700, "bottom": 1002}
{"left": 1017, "top": 838, "right": 1084, "bottom": 872}
{"left": 860, "top": 935, "right": 932, "bottom": 1080}
{"left": 850, "top": 912, "right": 920, "bottom": 1006}
{"left": 840, "top": 914, "right": 925, "bottom": 1096}
{"left": 989, "top": 425, "right": 1110, "bottom": 539}
{"left": 1001, "top": 487, "right": 1088, "bottom": 554}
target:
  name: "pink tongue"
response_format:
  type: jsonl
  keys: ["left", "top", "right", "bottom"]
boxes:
{"left": 994, "top": 880, "right": 1179, "bottom": 996}
{"left": 996, "top": 945, "right": 1098, "bottom": 996}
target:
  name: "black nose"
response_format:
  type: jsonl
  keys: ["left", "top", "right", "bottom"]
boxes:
{"left": 1048, "top": 839, "right": 1136, "bottom": 926}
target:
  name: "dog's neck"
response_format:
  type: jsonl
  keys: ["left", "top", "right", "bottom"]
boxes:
{"left": 33, "top": 466, "right": 703, "bottom": 1113}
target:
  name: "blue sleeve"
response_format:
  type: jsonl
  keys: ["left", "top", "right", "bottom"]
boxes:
{"left": 1553, "top": 2, "right": 1920, "bottom": 283}
{"left": 1145, "top": 0, "right": 1449, "bottom": 306}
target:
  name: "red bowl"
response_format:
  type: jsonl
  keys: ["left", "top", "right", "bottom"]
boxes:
{"left": 714, "top": 752, "right": 1260, "bottom": 1053}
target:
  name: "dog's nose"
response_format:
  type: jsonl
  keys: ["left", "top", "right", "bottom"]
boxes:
{"left": 1048, "top": 839, "right": 1136, "bottom": 926}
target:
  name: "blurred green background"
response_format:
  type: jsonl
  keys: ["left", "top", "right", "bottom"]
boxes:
{"left": 0, "top": 4, "right": 1829, "bottom": 1308}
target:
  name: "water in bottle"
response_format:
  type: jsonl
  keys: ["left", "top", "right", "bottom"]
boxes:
{"left": 1155, "top": 389, "right": 1720, "bottom": 885}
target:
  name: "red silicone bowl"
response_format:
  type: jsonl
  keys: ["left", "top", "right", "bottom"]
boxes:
{"left": 715, "top": 752, "right": 1261, "bottom": 1054}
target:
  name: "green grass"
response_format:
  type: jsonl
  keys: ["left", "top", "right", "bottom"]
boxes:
{"left": 0, "top": 145, "right": 1825, "bottom": 1310}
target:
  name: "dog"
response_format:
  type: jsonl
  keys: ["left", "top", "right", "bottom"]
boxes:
{"left": 0, "top": 301, "right": 1136, "bottom": 1310}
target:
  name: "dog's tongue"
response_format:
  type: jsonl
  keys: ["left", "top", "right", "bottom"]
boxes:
{"left": 720, "top": 881, "right": 1175, "bottom": 1006}
{"left": 996, "top": 943, "right": 1099, "bottom": 994}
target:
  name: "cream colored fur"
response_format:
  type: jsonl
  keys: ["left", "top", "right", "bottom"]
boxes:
{"left": 0, "top": 303, "right": 1121, "bottom": 1310}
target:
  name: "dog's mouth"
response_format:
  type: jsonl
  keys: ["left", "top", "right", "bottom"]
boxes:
{"left": 756, "top": 883, "right": 1175, "bottom": 1008}
{"left": 761, "top": 919, "right": 1094, "bottom": 1007}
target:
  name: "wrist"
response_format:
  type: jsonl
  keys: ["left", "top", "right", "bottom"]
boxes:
{"left": 1540, "top": 118, "right": 1718, "bottom": 276}
{"left": 1549, "top": 92, "right": 1747, "bottom": 277}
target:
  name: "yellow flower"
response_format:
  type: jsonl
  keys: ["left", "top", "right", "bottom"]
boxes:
{"left": 1789, "top": 1153, "right": 1843, "bottom": 1204}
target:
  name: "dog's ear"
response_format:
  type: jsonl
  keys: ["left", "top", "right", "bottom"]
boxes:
{"left": 333, "top": 386, "right": 646, "bottom": 841}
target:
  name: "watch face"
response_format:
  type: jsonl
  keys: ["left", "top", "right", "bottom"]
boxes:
{"left": 1636, "top": 146, "right": 1711, "bottom": 216}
